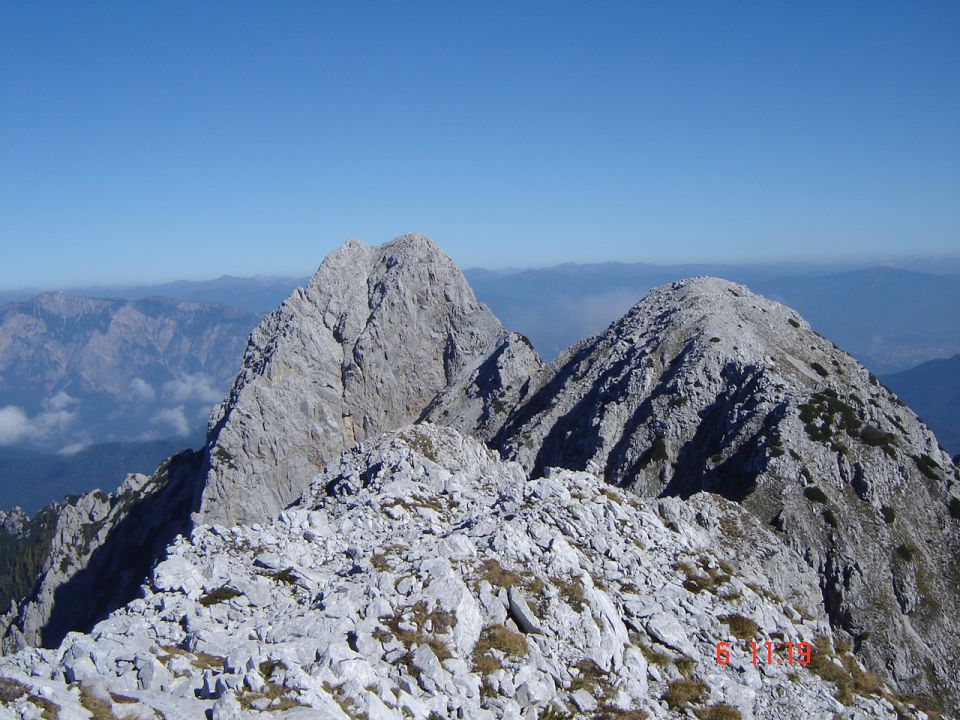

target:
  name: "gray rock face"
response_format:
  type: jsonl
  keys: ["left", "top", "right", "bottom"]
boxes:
{"left": 493, "top": 276, "right": 960, "bottom": 709}
{"left": 0, "top": 425, "right": 910, "bottom": 719}
{"left": 421, "top": 331, "right": 544, "bottom": 441}
{"left": 196, "top": 233, "right": 508, "bottom": 526}
{"left": 0, "top": 508, "right": 26, "bottom": 536}
{"left": 0, "top": 451, "right": 201, "bottom": 654}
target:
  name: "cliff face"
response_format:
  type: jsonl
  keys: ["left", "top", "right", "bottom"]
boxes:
{"left": 196, "top": 234, "right": 511, "bottom": 526}
{"left": 490, "top": 277, "right": 960, "bottom": 706}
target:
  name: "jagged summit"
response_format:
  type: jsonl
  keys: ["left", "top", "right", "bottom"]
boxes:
{"left": 195, "top": 233, "right": 525, "bottom": 527}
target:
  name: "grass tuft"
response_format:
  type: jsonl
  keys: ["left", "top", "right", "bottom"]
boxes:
{"left": 719, "top": 614, "right": 759, "bottom": 640}
{"left": 662, "top": 678, "right": 708, "bottom": 711}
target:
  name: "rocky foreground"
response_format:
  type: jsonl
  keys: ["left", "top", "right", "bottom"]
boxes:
{"left": 0, "top": 426, "right": 936, "bottom": 719}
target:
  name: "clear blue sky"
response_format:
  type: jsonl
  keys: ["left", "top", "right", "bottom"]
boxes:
{"left": 1, "top": 1, "right": 958, "bottom": 288}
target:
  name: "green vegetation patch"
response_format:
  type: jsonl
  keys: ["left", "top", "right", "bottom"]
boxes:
{"left": 0, "top": 506, "right": 60, "bottom": 612}
{"left": 881, "top": 506, "right": 896, "bottom": 524}
{"left": 809, "top": 362, "right": 829, "bottom": 378}
{"left": 768, "top": 432, "right": 784, "bottom": 458}
{"left": 913, "top": 454, "right": 941, "bottom": 481}
{"left": 803, "top": 486, "right": 829, "bottom": 504}
{"left": 799, "top": 389, "right": 862, "bottom": 444}
{"left": 859, "top": 425, "right": 897, "bottom": 457}
{"left": 949, "top": 498, "right": 960, "bottom": 521}
{"left": 639, "top": 435, "right": 669, "bottom": 468}
{"left": 894, "top": 543, "right": 915, "bottom": 563}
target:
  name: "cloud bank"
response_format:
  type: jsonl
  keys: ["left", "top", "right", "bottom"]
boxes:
{"left": 0, "top": 392, "right": 80, "bottom": 446}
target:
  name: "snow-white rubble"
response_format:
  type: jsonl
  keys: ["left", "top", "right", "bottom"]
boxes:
{"left": 0, "top": 425, "right": 918, "bottom": 719}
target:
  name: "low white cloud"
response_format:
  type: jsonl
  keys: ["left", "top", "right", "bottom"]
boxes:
{"left": 58, "top": 441, "right": 90, "bottom": 456}
{"left": 161, "top": 374, "right": 222, "bottom": 405}
{"left": 152, "top": 405, "right": 190, "bottom": 437}
{"left": 46, "top": 392, "right": 79, "bottom": 412}
{"left": 127, "top": 378, "right": 157, "bottom": 403}
{"left": 0, "top": 394, "right": 81, "bottom": 446}
{"left": 0, "top": 406, "right": 33, "bottom": 445}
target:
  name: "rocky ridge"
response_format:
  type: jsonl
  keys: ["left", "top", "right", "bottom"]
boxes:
{"left": 0, "top": 425, "right": 926, "bottom": 720}
{"left": 0, "top": 452, "right": 202, "bottom": 653}
{"left": 482, "top": 277, "right": 960, "bottom": 708}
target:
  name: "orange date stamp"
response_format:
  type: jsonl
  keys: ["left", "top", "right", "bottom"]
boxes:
{"left": 716, "top": 640, "right": 811, "bottom": 666}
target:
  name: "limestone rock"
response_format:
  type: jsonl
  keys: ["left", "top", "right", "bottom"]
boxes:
{"left": 493, "top": 276, "right": 960, "bottom": 708}
{"left": 197, "top": 233, "right": 508, "bottom": 526}
{"left": 0, "top": 425, "right": 908, "bottom": 719}
{"left": 421, "top": 331, "right": 544, "bottom": 442}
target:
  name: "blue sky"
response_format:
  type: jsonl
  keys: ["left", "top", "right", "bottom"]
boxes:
{"left": 1, "top": 1, "right": 958, "bottom": 287}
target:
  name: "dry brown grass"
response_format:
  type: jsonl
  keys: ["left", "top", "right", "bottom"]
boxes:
{"left": 719, "top": 614, "right": 759, "bottom": 641}
{"left": 0, "top": 677, "right": 60, "bottom": 719}
{"left": 696, "top": 704, "right": 743, "bottom": 720}
{"left": 78, "top": 684, "right": 119, "bottom": 720}
{"left": 662, "top": 678, "right": 708, "bottom": 711}
{"left": 472, "top": 624, "right": 527, "bottom": 675}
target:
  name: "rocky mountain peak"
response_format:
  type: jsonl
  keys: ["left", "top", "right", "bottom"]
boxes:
{"left": 196, "top": 233, "right": 513, "bottom": 527}
{"left": 486, "top": 274, "right": 960, "bottom": 707}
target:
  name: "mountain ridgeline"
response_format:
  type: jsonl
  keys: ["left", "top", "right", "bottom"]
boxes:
{"left": 0, "top": 234, "right": 957, "bottom": 719}
{"left": 0, "top": 293, "right": 260, "bottom": 451}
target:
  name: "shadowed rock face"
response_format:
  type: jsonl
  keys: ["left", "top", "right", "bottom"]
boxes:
{"left": 490, "top": 276, "right": 960, "bottom": 709}
{"left": 0, "top": 450, "right": 202, "bottom": 653}
{"left": 195, "top": 234, "right": 512, "bottom": 526}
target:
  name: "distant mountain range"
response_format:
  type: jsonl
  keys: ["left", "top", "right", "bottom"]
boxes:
{"left": 0, "top": 274, "right": 307, "bottom": 314}
{"left": 883, "top": 353, "right": 960, "bottom": 458}
{"left": 0, "top": 293, "right": 259, "bottom": 453}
